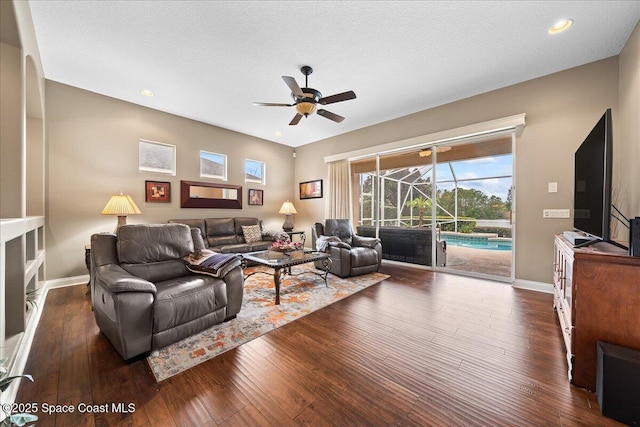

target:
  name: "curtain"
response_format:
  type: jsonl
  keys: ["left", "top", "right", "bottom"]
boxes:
{"left": 326, "top": 159, "right": 350, "bottom": 219}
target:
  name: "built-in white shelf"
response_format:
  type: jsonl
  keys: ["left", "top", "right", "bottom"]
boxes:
{"left": 1, "top": 216, "right": 45, "bottom": 408}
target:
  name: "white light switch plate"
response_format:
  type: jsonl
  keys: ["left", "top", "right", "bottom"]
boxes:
{"left": 543, "top": 209, "right": 570, "bottom": 218}
{"left": 548, "top": 182, "right": 558, "bottom": 193}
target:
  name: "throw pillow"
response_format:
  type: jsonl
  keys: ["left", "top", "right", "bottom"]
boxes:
{"left": 242, "top": 225, "right": 262, "bottom": 243}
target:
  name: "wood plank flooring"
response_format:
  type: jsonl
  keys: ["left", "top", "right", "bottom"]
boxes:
{"left": 16, "top": 264, "right": 624, "bottom": 426}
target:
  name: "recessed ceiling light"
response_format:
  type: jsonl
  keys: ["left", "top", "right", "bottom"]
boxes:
{"left": 275, "top": 131, "right": 282, "bottom": 137}
{"left": 140, "top": 89, "right": 154, "bottom": 97}
{"left": 548, "top": 19, "right": 573, "bottom": 35}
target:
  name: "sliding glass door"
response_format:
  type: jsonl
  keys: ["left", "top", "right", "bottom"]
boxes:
{"left": 351, "top": 132, "right": 515, "bottom": 282}
{"left": 433, "top": 138, "right": 513, "bottom": 280}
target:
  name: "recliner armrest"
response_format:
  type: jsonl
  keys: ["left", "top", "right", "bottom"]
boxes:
{"left": 95, "top": 264, "right": 157, "bottom": 294}
{"left": 328, "top": 241, "right": 352, "bottom": 250}
{"left": 352, "top": 235, "right": 381, "bottom": 248}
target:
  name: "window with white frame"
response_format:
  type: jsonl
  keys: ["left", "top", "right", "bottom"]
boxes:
{"left": 139, "top": 139, "right": 176, "bottom": 175}
{"left": 200, "top": 151, "right": 227, "bottom": 180}
{"left": 245, "top": 159, "right": 265, "bottom": 185}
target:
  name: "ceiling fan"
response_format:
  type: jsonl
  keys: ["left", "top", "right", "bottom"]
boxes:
{"left": 253, "top": 65, "right": 356, "bottom": 126}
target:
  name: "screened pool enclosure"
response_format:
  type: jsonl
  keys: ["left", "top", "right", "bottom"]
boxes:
{"left": 350, "top": 136, "right": 514, "bottom": 279}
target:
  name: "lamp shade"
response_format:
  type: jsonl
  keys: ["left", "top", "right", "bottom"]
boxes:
{"left": 278, "top": 201, "right": 297, "bottom": 215}
{"left": 101, "top": 193, "right": 141, "bottom": 232}
{"left": 101, "top": 193, "right": 142, "bottom": 216}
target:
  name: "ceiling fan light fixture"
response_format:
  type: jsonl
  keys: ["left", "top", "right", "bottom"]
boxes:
{"left": 254, "top": 66, "right": 355, "bottom": 125}
{"left": 296, "top": 101, "right": 317, "bottom": 116}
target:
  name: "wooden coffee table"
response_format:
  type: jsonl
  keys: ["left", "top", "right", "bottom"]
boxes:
{"left": 242, "top": 250, "right": 332, "bottom": 305}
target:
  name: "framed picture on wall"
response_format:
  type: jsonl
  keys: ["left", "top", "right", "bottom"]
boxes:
{"left": 145, "top": 180, "right": 171, "bottom": 203}
{"left": 248, "top": 189, "right": 263, "bottom": 206}
{"left": 299, "top": 179, "right": 323, "bottom": 199}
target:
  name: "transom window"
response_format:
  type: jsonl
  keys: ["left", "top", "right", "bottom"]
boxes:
{"left": 200, "top": 151, "right": 227, "bottom": 180}
{"left": 139, "top": 139, "right": 176, "bottom": 175}
{"left": 245, "top": 159, "right": 265, "bottom": 185}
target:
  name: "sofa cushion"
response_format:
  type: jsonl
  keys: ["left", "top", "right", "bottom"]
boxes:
{"left": 205, "top": 218, "right": 238, "bottom": 247}
{"left": 217, "top": 243, "right": 252, "bottom": 253}
{"left": 324, "top": 219, "right": 353, "bottom": 245}
{"left": 116, "top": 223, "right": 196, "bottom": 284}
{"left": 153, "top": 275, "right": 227, "bottom": 334}
{"left": 350, "top": 246, "right": 379, "bottom": 267}
{"left": 117, "top": 223, "right": 194, "bottom": 263}
{"left": 122, "top": 259, "right": 190, "bottom": 283}
{"left": 168, "top": 219, "right": 206, "bottom": 244}
{"left": 242, "top": 225, "right": 262, "bottom": 243}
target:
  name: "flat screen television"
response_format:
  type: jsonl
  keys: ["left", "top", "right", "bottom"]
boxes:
{"left": 573, "top": 109, "right": 613, "bottom": 243}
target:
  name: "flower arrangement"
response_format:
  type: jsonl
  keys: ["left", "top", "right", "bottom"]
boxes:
{"left": 270, "top": 235, "right": 302, "bottom": 252}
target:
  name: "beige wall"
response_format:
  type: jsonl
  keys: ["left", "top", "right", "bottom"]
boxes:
{"left": 0, "top": 42, "right": 22, "bottom": 218}
{"left": 295, "top": 57, "right": 629, "bottom": 285}
{"left": 45, "top": 81, "right": 295, "bottom": 279}
{"left": 618, "top": 21, "right": 640, "bottom": 223}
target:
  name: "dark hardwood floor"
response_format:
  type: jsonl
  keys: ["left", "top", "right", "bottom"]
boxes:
{"left": 17, "top": 264, "right": 623, "bottom": 426}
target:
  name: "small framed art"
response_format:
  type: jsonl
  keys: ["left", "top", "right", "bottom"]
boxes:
{"left": 145, "top": 180, "right": 171, "bottom": 203}
{"left": 248, "top": 189, "right": 263, "bottom": 206}
{"left": 299, "top": 179, "right": 323, "bottom": 200}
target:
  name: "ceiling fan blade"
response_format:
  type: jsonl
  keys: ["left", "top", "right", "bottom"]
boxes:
{"left": 282, "top": 76, "right": 304, "bottom": 99}
{"left": 317, "top": 109, "right": 345, "bottom": 123}
{"left": 289, "top": 113, "right": 303, "bottom": 126}
{"left": 319, "top": 90, "right": 356, "bottom": 105}
{"left": 252, "top": 102, "right": 294, "bottom": 107}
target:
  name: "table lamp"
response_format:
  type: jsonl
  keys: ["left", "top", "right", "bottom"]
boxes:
{"left": 278, "top": 200, "right": 297, "bottom": 232}
{"left": 101, "top": 193, "right": 141, "bottom": 232}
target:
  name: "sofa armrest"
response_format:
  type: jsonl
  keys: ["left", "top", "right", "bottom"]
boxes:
{"left": 95, "top": 264, "right": 157, "bottom": 294}
{"left": 352, "top": 235, "right": 381, "bottom": 248}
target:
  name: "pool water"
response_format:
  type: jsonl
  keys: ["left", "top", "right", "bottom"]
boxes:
{"left": 442, "top": 235, "right": 512, "bottom": 251}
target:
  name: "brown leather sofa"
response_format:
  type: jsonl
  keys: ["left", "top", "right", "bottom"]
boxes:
{"left": 311, "top": 219, "right": 382, "bottom": 278}
{"left": 169, "top": 217, "right": 275, "bottom": 253}
{"left": 90, "top": 223, "right": 243, "bottom": 360}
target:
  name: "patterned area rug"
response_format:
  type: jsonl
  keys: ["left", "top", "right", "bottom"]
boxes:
{"left": 147, "top": 264, "right": 389, "bottom": 381}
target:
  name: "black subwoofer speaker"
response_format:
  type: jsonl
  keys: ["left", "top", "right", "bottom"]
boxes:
{"left": 630, "top": 217, "right": 640, "bottom": 257}
{"left": 596, "top": 341, "right": 640, "bottom": 425}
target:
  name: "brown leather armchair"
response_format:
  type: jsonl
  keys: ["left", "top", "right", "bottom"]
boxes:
{"left": 311, "top": 219, "right": 382, "bottom": 278}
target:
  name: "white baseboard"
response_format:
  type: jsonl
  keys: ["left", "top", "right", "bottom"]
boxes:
{"left": 513, "top": 279, "right": 553, "bottom": 294}
{"left": 46, "top": 274, "right": 89, "bottom": 289}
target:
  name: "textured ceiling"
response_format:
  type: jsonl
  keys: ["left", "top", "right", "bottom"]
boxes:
{"left": 28, "top": 1, "right": 640, "bottom": 147}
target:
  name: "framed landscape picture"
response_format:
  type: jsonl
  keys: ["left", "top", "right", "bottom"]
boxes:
{"left": 300, "top": 179, "right": 323, "bottom": 199}
{"left": 145, "top": 180, "right": 171, "bottom": 203}
{"left": 248, "top": 189, "right": 263, "bottom": 206}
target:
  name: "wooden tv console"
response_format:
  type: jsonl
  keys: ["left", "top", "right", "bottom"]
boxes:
{"left": 553, "top": 234, "right": 640, "bottom": 391}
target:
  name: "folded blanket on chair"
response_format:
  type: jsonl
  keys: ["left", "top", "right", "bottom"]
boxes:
{"left": 315, "top": 235, "right": 343, "bottom": 252}
{"left": 183, "top": 250, "right": 242, "bottom": 278}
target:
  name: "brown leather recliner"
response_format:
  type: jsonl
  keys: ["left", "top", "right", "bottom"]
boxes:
{"left": 311, "top": 219, "right": 382, "bottom": 278}
{"left": 90, "top": 223, "right": 243, "bottom": 360}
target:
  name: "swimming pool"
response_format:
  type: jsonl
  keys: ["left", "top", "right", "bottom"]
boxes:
{"left": 441, "top": 234, "right": 512, "bottom": 251}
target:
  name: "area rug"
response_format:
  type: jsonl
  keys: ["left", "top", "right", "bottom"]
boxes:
{"left": 147, "top": 264, "right": 389, "bottom": 381}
